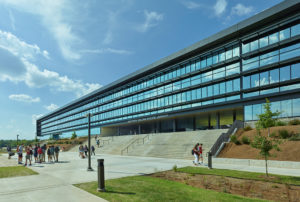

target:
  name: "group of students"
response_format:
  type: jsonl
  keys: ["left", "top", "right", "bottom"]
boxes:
{"left": 10, "top": 144, "right": 60, "bottom": 166}
{"left": 78, "top": 144, "right": 95, "bottom": 158}
{"left": 192, "top": 143, "right": 203, "bottom": 165}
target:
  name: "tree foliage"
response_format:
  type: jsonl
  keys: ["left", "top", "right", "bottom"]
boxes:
{"left": 255, "top": 98, "right": 281, "bottom": 137}
{"left": 251, "top": 98, "right": 281, "bottom": 177}
{"left": 71, "top": 131, "right": 77, "bottom": 139}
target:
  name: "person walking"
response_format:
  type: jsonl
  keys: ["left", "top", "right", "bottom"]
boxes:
{"left": 192, "top": 143, "right": 199, "bottom": 165}
{"left": 91, "top": 145, "right": 95, "bottom": 156}
{"left": 96, "top": 139, "right": 100, "bottom": 148}
{"left": 29, "top": 145, "right": 33, "bottom": 161}
{"left": 84, "top": 145, "right": 88, "bottom": 157}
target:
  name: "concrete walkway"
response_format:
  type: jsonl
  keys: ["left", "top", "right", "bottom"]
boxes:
{"left": 0, "top": 152, "right": 299, "bottom": 202}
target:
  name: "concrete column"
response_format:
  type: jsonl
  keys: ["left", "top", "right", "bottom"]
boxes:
{"left": 173, "top": 119, "right": 176, "bottom": 132}
{"left": 138, "top": 125, "right": 141, "bottom": 134}
{"left": 117, "top": 127, "right": 120, "bottom": 136}
{"left": 217, "top": 112, "right": 220, "bottom": 129}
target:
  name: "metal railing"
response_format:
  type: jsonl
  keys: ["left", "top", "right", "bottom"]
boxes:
{"left": 121, "top": 134, "right": 151, "bottom": 155}
{"left": 209, "top": 120, "right": 244, "bottom": 157}
{"left": 99, "top": 136, "right": 114, "bottom": 146}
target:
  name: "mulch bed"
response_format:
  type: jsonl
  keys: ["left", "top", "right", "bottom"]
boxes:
{"left": 150, "top": 170, "right": 300, "bottom": 202}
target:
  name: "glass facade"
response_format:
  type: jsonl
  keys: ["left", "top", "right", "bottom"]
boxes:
{"left": 37, "top": 5, "right": 300, "bottom": 137}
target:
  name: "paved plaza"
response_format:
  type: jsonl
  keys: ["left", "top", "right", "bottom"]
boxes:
{"left": 0, "top": 152, "right": 300, "bottom": 202}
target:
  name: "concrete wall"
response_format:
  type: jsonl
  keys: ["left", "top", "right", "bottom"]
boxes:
{"left": 101, "top": 127, "right": 118, "bottom": 137}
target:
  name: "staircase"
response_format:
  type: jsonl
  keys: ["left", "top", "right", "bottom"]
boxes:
{"left": 68, "top": 129, "right": 226, "bottom": 160}
{"left": 124, "top": 130, "right": 226, "bottom": 160}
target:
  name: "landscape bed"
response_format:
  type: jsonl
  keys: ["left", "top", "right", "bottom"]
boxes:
{"left": 75, "top": 175, "right": 264, "bottom": 202}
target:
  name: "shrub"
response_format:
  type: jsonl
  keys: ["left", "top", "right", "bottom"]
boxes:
{"left": 172, "top": 165, "right": 178, "bottom": 172}
{"left": 270, "top": 132, "right": 278, "bottom": 138}
{"left": 230, "top": 135, "right": 241, "bottom": 145}
{"left": 289, "top": 133, "right": 300, "bottom": 141}
{"left": 244, "top": 125, "right": 252, "bottom": 131}
{"left": 278, "top": 129, "right": 291, "bottom": 139}
{"left": 275, "top": 120, "right": 286, "bottom": 126}
{"left": 288, "top": 119, "right": 300, "bottom": 125}
{"left": 242, "top": 136, "right": 250, "bottom": 144}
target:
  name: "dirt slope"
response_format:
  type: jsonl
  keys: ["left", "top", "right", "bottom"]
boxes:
{"left": 218, "top": 125, "right": 300, "bottom": 162}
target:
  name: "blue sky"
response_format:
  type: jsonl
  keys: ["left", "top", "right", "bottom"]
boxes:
{"left": 0, "top": 0, "right": 282, "bottom": 140}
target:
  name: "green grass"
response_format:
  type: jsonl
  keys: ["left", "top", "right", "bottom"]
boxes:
{"left": 75, "top": 176, "right": 266, "bottom": 202}
{"left": 0, "top": 166, "right": 38, "bottom": 178}
{"left": 177, "top": 167, "right": 300, "bottom": 185}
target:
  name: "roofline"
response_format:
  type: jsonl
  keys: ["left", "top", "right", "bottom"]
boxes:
{"left": 38, "top": 0, "right": 300, "bottom": 121}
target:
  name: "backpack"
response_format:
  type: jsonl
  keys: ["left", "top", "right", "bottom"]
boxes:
{"left": 191, "top": 150, "right": 195, "bottom": 155}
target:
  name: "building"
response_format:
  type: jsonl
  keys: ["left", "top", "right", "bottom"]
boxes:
{"left": 37, "top": 0, "right": 300, "bottom": 138}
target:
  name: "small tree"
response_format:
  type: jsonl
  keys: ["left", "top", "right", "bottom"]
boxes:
{"left": 251, "top": 128, "right": 281, "bottom": 177}
{"left": 256, "top": 98, "right": 281, "bottom": 137}
{"left": 71, "top": 131, "right": 77, "bottom": 139}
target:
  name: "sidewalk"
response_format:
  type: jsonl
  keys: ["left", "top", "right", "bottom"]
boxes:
{"left": 0, "top": 152, "right": 299, "bottom": 202}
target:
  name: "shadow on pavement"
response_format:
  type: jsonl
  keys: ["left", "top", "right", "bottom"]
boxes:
{"left": 105, "top": 190, "right": 136, "bottom": 195}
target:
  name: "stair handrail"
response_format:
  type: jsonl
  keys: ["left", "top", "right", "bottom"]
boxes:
{"left": 209, "top": 120, "right": 244, "bottom": 157}
{"left": 121, "top": 134, "right": 151, "bottom": 155}
{"left": 100, "top": 136, "right": 114, "bottom": 146}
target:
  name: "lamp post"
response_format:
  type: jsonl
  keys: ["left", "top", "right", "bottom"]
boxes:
{"left": 17, "top": 134, "right": 19, "bottom": 145}
{"left": 86, "top": 113, "right": 93, "bottom": 171}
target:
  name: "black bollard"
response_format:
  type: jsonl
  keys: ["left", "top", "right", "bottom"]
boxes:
{"left": 97, "top": 159, "right": 105, "bottom": 192}
{"left": 208, "top": 152, "right": 212, "bottom": 169}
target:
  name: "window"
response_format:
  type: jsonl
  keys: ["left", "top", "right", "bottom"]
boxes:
{"left": 202, "top": 87, "right": 207, "bottom": 98}
{"left": 291, "top": 24, "right": 300, "bottom": 37}
{"left": 207, "top": 86, "right": 213, "bottom": 97}
{"left": 270, "top": 69, "right": 279, "bottom": 84}
{"left": 260, "top": 71, "right": 269, "bottom": 86}
{"left": 291, "top": 63, "right": 300, "bottom": 79}
{"left": 280, "top": 66, "right": 290, "bottom": 82}
{"left": 233, "top": 79, "right": 240, "bottom": 91}
{"left": 213, "top": 84, "right": 219, "bottom": 96}
{"left": 244, "top": 105, "right": 252, "bottom": 121}
{"left": 250, "top": 40, "right": 259, "bottom": 51}
{"left": 226, "top": 80, "right": 233, "bottom": 93}
{"left": 207, "top": 55, "right": 212, "bottom": 66}
{"left": 269, "top": 32, "right": 279, "bottom": 44}
{"left": 251, "top": 74, "right": 259, "bottom": 88}
{"left": 259, "top": 36, "right": 268, "bottom": 48}
{"left": 280, "top": 28, "right": 290, "bottom": 41}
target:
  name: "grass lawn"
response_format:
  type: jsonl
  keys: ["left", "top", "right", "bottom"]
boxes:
{"left": 0, "top": 166, "right": 38, "bottom": 178}
{"left": 177, "top": 167, "right": 300, "bottom": 185}
{"left": 75, "top": 176, "right": 266, "bottom": 202}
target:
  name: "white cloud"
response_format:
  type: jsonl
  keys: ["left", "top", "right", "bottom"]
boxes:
{"left": 214, "top": 0, "right": 227, "bottom": 16}
{"left": 137, "top": 10, "right": 164, "bottom": 33}
{"left": 0, "top": 0, "right": 81, "bottom": 61}
{"left": 45, "top": 103, "right": 59, "bottom": 111}
{"left": 32, "top": 114, "right": 43, "bottom": 125}
{"left": 0, "top": 30, "right": 50, "bottom": 60}
{"left": 181, "top": 1, "right": 201, "bottom": 9}
{"left": 0, "top": 30, "right": 102, "bottom": 97}
{"left": 231, "top": 4, "right": 254, "bottom": 16}
{"left": 9, "top": 94, "right": 40, "bottom": 103}
{"left": 80, "top": 48, "right": 133, "bottom": 55}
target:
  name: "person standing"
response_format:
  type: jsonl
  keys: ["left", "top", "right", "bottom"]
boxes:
{"left": 33, "top": 145, "right": 38, "bottom": 163}
{"left": 192, "top": 143, "right": 199, "bottom": 165}
{"left": 18, "top": 144, "right": 24, "bottom": 164}
{"left": 54, "top": 145, "right": 60, "bottom": 162}
{"left": 37, "top": 146, "right": 43, "bottom": 163}
{"left": 24, "top": 146, "right": 32, "bottom": 166}
{"left": 7, "top": 145, "right": 12, "bottom": 159}
{"left": 198, "top": 143, "right": 203, "bottom": 164}
{"left": 91, "top": 145, "right": 95, "bottom": 156}
{"left": 96, "top": 139, "right": 100, "bottom": 148}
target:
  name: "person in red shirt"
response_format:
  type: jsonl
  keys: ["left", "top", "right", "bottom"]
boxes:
{"left": 37, "top": 146, "right": 43, "bottom": 163}
{"left": 198, "top": 143, "right": 203, "bottom": 164}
